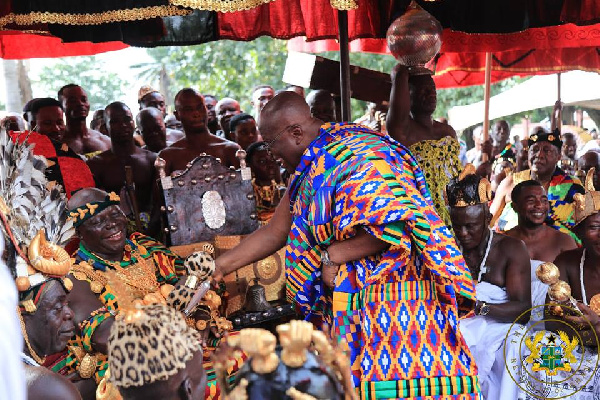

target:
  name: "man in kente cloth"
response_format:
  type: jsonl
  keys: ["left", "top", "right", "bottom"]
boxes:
{"left": 447, "top": 165, "right": 531, "bottom": 400}
{"left": 214, "top": 92, "right": 481, "bottom": 399}
{"left": 107, "top": 303, "right": 207, "bottom": 400}
{"left": 65, "top": 188, "right": 244, "bottom": 399}
{"left": 58, "top": 84, "right": 111, "bottom": 158}
{"left": 521, "top": 168, "right": 600, "bottom": 400}
{"left": 491, "top": 130, "right": 584, "bottom": 242}
{"left": 87, "top": 102, "right": 157, "bottom": 234}
{"left": 159, "top": 89, "right": 240, "bottom": 176}
{"left": 506, "top": 180, "right": 577, "bottom": 326}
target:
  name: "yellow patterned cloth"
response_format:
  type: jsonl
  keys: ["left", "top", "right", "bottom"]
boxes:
{"left": 409, "top": 136, "right": 462, "bottom": 228}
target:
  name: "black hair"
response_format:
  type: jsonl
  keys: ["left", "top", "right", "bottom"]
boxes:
{"left": 446, "top": 174, "right": 483, "bottom": 207}
{"left": 31, "top": 98, "right": 63, "bottom": 117}
{"left": 104, "top": 102, "right": 131, "bottom": 123}
{"left": 203, "top": 94, "right": 217, "bottom": 101}
{"left": 511, "top": 180, "right": 543, "bottom": 204}
{"left": 246, "top": 141, "right": 268, "bottom": 165}
{"left": 57, "top": 84, "right": 80, "bottom": 102}
{"left": 229, "top": 113, "right": 255, "bottom": 134}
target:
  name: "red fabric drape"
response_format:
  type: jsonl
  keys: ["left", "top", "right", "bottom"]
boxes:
{"left": 430, "top": 47, "right": 600, "bottom": 88}
{"left": 0, "top": 31, "right": 127, "bottom": 59}
{"left": 218, "top": 0, "right": 382, "bottom": 42}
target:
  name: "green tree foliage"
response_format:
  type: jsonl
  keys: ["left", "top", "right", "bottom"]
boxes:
{"left": 137, "top": 38, "right": 288, "bottom": 113}
{"left": 34, "top": 56, "right": 126, "bottom": 111}
{"left": 137, "top": 37, "right": 556, "bottom": 128}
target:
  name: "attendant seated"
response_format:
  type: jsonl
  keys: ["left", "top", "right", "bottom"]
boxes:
{"left": 447, "top": 166, "right": 531, "bottom": 400}
{"left": 137, "top": 107, "right": 169, "bottom": 153}
{"left": 108, "top": 304, "right": 206, "bottom": 400}
{"left": 506, "top": 180, "right": 577, "bottom": 327}
{"left": 534, "top": 169, "right": 600, "bottom": 399}
{"left": 491, "top": 130, "right": 584, "bottom": 242}
{"left": 58, "top": 84, "right": 111, "bottom": 157}
{"left": 87, "top": 102, "right": 157, "bottom": 234}
{"left": 138, "top": 85, "right": 184, "bottom": 143}
{"left": 159, "top": 89, "right": 240, "bottom": 176}
{"left": 246, "top": 141, "right": 285, "bottom": 223}
{"left": 10, "top": 97, "right": 95, "bottom": 198}
{"left": 229, "top": 113, "right": 259, "bottom": 151}
{"left": 66, "top": 188, "right": 241, "bottom": 398}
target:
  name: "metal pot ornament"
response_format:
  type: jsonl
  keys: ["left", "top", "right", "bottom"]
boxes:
{"left": 386, "top": 0, "right": 442, "bottom": 75}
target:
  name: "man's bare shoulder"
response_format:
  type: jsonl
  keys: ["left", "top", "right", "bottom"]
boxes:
{"left": 159, "top": 139, "right": 190, "bottom": 155}
{"left": 554, "top": 247, "right": 583, "bottom": 267}
{"left": 87, "top": 128, "right": 111, "bottom": 144}
{"left": 496, "top": 232, "right": 528, "bottom": 255}
{"left": 549, "top": 226, "right": 577, "bottom": 249}
{"left": 433, "top": 121, "right": 457, "bottom": 139}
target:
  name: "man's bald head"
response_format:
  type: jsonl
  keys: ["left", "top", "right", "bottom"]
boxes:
{"left": 174, "top": 88, "right": 203, "bottom": 109}
{"left": 68, "top": 188, "right": 109, "bottom": 211}
{"left": 259, "top": 91, "right": 312, "bottom": 135}
{"left": 136, "top": 107, "right": 163, "bottom": 125}
{"left": 259, "top": 91, "right": 321, "bottom": 173}
{"left": 305, "top": 90, "right": 336, "bottom": 122}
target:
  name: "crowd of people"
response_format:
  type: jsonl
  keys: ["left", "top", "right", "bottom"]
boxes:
{"left": 1, "top": 61, "right": 600, "bottom": 400}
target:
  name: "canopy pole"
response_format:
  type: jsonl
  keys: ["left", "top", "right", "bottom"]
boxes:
{"left": 557, "top": 72, "right": 562, "bottom": 131}
{"left": 338, "top": 10, "right": 351, "bottom": 121}
{"left": 482, "top": 52, "right": 492, "bottom": 161}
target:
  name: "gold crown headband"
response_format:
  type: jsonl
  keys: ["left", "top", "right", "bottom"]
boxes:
{"left": 68, "top": 192, "right": 120, "bottom": 227}
{"left": 573, "top": 168, "right": 600, "bottom": 225}
{"left": 448, "top": 164, "right": 493, "bottom": 207}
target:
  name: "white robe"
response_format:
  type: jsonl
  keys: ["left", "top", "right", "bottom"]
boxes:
{"left": 460, "top": 281, "right": 517, "bottom": 400}
{"left": 529, "top": 260, "right": 549, "bottom": 331}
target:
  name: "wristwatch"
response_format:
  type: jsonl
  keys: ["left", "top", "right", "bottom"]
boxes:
{"left": 321, "top": 249, "right": 336, "bottom": 267}
{"left": 477, "top": 301, "right": 490, "bottom": 316}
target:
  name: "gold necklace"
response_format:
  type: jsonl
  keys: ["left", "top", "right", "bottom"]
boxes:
{"left": 17, "top": 308, "right": 46, "bottom": 365}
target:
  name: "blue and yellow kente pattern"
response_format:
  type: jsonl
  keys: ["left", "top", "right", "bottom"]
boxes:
{"left": 286, "top": 122, "right": 481, "bottom": 399}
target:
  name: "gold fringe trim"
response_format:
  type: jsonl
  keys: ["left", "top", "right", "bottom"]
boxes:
{"left": 170, "top": 0, "right": 276, "bottom": 13}
{"left": 329, "top": 0, "right": 359, "bottom": 10}
{"left": 0, "top": 6, "right": 192, "bottom": 29}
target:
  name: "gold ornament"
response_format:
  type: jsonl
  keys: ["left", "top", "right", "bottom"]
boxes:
{"left": 18, "top": 308, "right": 46, "bottom": 365}
{"left": 228, "top": 328, "right": 279, "bottom": 374}
{"left": 22, "top": 300, "right": 36, "bottom": 313}
{"left": 62, "top": 277, "right": 73, "bottom": 291}
{"left": 78, "top": 353, "right": 98, "bottom": 379}
{"left": 15, "top": 276, "right": 30, "bottom": 291}
{"left": 590, "top": 294, "right": 600, "bottom": 315}
{"left": 90, "top": 281, "right": 104, "bottom": 294}
{"left": 535, "top": 262, "right": 561, "bottom": 285}
{"left": 27, "top": 229, "right": 72, "bottom": 276}
{"left": 549, "top": 281, "right": 572, "bottom": 302}
{"left": 277, "top": 320, "right": 313, "bottom": 368}
{"left": 160, "top": 284, "right": 174, "bottom": 298}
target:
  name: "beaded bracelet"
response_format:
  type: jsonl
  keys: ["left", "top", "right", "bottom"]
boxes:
{"left": 79, "top": 307, "right": 113, "bottom": 352}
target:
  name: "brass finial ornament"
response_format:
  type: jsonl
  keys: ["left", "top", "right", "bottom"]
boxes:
{"left": 216, "top": 321, "right": 357, "bottom": 400}
{"left": 535, "top": 262, "right": 581, "bottom": 316}
{"left": 386, "top": 1, "right": 443, "bottom": 75}
{"left": 573, "top": 168, "right": 600, "bottom": 225}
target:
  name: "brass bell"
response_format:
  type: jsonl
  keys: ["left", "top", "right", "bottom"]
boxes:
{"left": 243, "top": 278, "right": 272, "bottom": 312}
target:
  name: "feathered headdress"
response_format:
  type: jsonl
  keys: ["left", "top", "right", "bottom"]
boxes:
{"left": 0, "top": 128, "right": 74, "bottom": 312}
{"left": 573, "top": 168, "right": 600, "bottom": 225}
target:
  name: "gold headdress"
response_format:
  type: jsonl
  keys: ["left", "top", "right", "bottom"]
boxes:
{"left": 573, "top": 168, "right": 600, "bottom": 225}
{"left": 446, "top": 164, "right": 492, "bottom": 207}
{"left": 0, "top": 128, "right": 74, "bottom": 313}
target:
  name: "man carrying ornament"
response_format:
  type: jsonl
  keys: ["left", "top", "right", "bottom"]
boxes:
{"left": 215, "top": 92, "right": 480, "bottom": 399}
{"left": 66, "top": 187, "right": 244, "bottom": 399}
